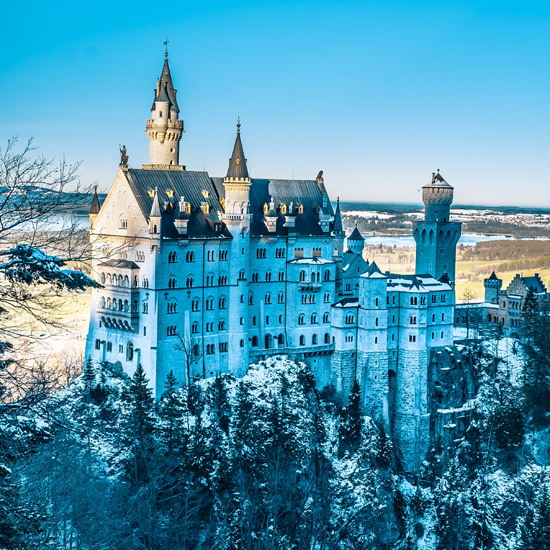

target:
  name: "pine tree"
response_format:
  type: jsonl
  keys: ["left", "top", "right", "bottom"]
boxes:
{"left": 157, "top": 370, "right": 186, "bottom": 456}
{"left": 518, "top": 478, "right": 550, "bottom": 550}
{"left": 127, "top": 363, "right": 155, "bottom": 444}
{"left": 338, "top": 379, "right": 363, "bottom": 456}
{"left": 82, "top": 356, "right": 95, "bottom": 398}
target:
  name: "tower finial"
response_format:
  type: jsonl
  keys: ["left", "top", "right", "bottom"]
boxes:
{"left": 237, "top": 117, "right": 241, "bottom": 134}
{"left": 164, "top": 38, "right": 170, "bottom": 60}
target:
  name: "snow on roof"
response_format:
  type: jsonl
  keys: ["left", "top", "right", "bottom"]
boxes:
{"left": 287, "top": 257, "right": 335, "bottom": 265}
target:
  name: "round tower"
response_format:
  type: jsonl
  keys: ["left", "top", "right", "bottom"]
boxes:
{"left": 146, "top": 47, "right": 184, "bottom": 166}
{"left": 347, "top": 224, "right": 365, "bottom": 256}
{"left": 422, "top": 170, "right": 454, "bottom": 222}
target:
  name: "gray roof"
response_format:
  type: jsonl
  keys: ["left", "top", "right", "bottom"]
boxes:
{"left": 124, "top": 168, "right": 231, "bottom": 240}
{"left": 212, "top": 176, "right": 335, "bottom": 237}
{"left": 99, "top": 259, "right": 140, "bottom": 269}
{"left": 348, "top": 226, "right": 364, "bottom": 241}
{"left": 151, "top": 58, "right": 179, "bottom": 114}
{"left": 424, "top": 170, "right": 453, "bottom": 189}
{"left": 342, "top": 253, "right": 369, "bottom": 279}
{"left": 522, "top": 275, "right": 547, "bottom": 294}
{"left": 89, "top": 188, "right": 100, "bottom": 214}
{"left": 333, "top": 199, "right": 343, "bottom": 233}
{"left": 226, "top": 124, "right": 249, "bottom": 179}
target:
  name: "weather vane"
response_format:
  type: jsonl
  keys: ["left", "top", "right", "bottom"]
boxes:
{"left": 164, "top": 38, "right": 170, "bottom": 58}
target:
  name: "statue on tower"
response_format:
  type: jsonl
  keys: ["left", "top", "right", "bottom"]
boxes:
{"left": 119, "top": 144, "right": 129, "bottom": 166}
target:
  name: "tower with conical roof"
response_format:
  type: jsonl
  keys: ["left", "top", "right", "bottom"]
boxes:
{"left": 412, "top": 171, "right": 462, "bottom": 282}
{"left": 145, "top": 46, "right": 184, "bottom": 167}
{"left": 347, "top": 224, "right": 365, "bottom": 256}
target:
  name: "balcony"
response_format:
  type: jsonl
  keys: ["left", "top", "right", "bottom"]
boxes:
{"left": 249, "top": 343, "right": 334, "bottom": 359}
{"left": 298, "top": 282, "right": 322, "bottom": 292}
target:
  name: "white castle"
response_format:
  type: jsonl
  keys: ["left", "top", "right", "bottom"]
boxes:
{"left": 85, "top": 51, "right": 460, "bottom": 470}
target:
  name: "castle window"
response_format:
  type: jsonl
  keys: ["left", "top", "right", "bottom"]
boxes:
{"left": 168, "top": 252, "right": 178, "bottom": 263}
{"left": 300, "top": 335, "right": 305, "bottom": 346}
{"left": 279, "top": 315, "right": 283, "bottom": 323}
{"left": 276, "top": 248, "right": 285, "bottom": 258}
{"left": 278, "top": 271, "right": 285, "bottom": 282}
{"left": 252, "top": 316, "right": 257, "bottom": 326}
{"left": 432, "top": 294, "right": 437, "bottom": 303}
{"left": 207, "top": 250, "right": 214, "bottom": 262}
{"left": 410, "top": 316, "right": 416, "bottom": 325}
{"left": 206, "top": 275, "right": 214, "bottom": 286}
{"left": 192, "top": 322, "right": 199, "bottom": 334}
{"left": 443, "top": 264, "right": 448, "bottom": 270}
{"left": 142, "top": 277, "right": 149, "bottom": 288}
{"left": 126, "top": 343, "right": 134, "bottom": 362}
{"left": 192, "top": 298, "right": 200, "bottom": 312}
{"left": 265, "top": 271, "right": 272, "bottom": 282}
{"left": 312, "top": 334, "right": 318, "bottom": 345}
{"left": 323, "top": 313, "right": 329, "bottom": 323}
{"left": 219, "top": 250, "right": 228, "bottom": 261}
{"left": 95, "top": 339, "right": 101, "bottom": 350}
{"left": 441, "top": 331, "right": 444, "bottom": 339}
{"left": 421, "top": 297, "right": 426, "bottom": 305}
{"left": 169, "top": 277, "right": 176, "bottom": 289}
{"left": 219, "top": 342, "right": 228, "bottom": 353}
{"left": 252, "top": 272, "right": 259, "bottom": 283}
{"left": 101, "top": 296, "right": 106, "bottom": 308}
{"left": 324, "top": 270, "right": 330, "bottom": 281}
{"left": 392, "top": 315, "right": 395, "bottom": 322}
{"left": 252, "top": 336, "right": 258, "bottom": 347}
{"left": 249, "top": 293, "right": 254, "bottom": 305}
{"left": 256, "top": 248, "right": 267, "bottom": 259}
{"left": 432, "top": 313, "right": 435, "bottom": 322}
{"left": 107, "top": 342, "right": 112, "bottom": 352}
{"left": 375, "top": 337, "right": 378, "bottom": 344}
{"left": 219, "top": 275, "right": 228, "bottom": 286}
{"left": 206, "top": 344, "right": 215, "bottom": 355}
{"left": 440, "top": 249, "right": 444, "bottom": 254}
{"left": 206, "top": 322, "right": 213, "bottom": 332}
{"left": 186, "top": 276, "right": 194, "bottom": 288}
{"left": 167, "top": 301, "right": 177, "bottom": 314}
{"left": 159, "top": 111, "right": 162, "bottom": 118}
{"left": 167, "top": 326, "right": 177, "bottom": 336}
{"left": 376, "top": 317, "right": 379, "bottom": 326}
{"left": 345, "top": 283, "right": 351, "bottom": 292}
{"left": 143, "top": 302, "right": 148, "bottom": 314}
{"left": 299, "top": 270, "right": 306, "bottom": 282}
{"left": 133, "top": 276, "right": 138, "bottom": 288}
{"left": 119, "top": 218, "right": 128, "bottom": 229}
{"left": 219, "top": 296, "right": 227, "bottom": 309}
{"left": 119, "top": 344, "right": 123, "bottom": 353}
{"left": 441, "top": 294, "right": 446, "bottom": 303}
{"left": 391, "top": 334, "right": 395, "bottom": 341}
{"left": 101, "top": 273, "right": 106, "bottom": 284}
{"left": 298, "top": 314, "right": 305, "bottom": 325}
{"left": 240, "top": 317, "right": 244, "bottom": 325}
{"left": 375, "top": 298, "right": 379, "bottom": 307}
{"left": 409, "top": 334, "right": 416, "bottom": 342}
{"left": 218, "top": 320, "right": 226, "bottom": 331}
{"left": 265, "top": 293, "right": 272, "bottom": 304}
{"left": 278, "top": 292, "right": 284, "bottom": 304}
{"left": 431, "top": 332, "right": 435, "bottom": 340}
{"left": 311, "top": 314, "right": 318, "bottom": 324}
{"left": 345, "top": 315, "right": 355, "bottom": 325}
{"left": 266, "top": 316, "right": 270, "bottom": 325}
{"left": 294, "top": 248, "right": 304, "bottom": 258}
{"left": 206, "top": 298, "right": 214, "bottom": 311}
{"left": 239, "top": 269, "right": 246, "bottom": 280}
{"left": 240, "top": 339, "right": 244, "bottom": 348}
{"left": 324, "top": 292, "right": 330, "bottom": 303}
{"left": 278, "top": 334, "right": 284, "bottom": 345}
{"left": 324, "top": 333, "right": 330, "bottom": 344}
{"left": 313, "top": 248, "right": 321, "bottom": 258}
{"left": 392, "top": 296, "right": 396, "bottom": 304}
{"left": 136, "top": 251, "right": 145, "bottom": 262}
{"left": 442, "top": 313, "right": 445, "bottom": 321}
{"left": 345, "top": 334, "right": 354, "bottom": 343}
{"left": 186, "top": 251, "right": 195, "bottom": 262}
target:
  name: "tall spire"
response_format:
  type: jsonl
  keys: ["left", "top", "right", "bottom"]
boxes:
{"left": 226, "top": 119, "right": 249, "bottom": 179}
{"left": 89, "top": 186, "right": 100, "bottom": 215}
{"left": 150, "top": 188, "right": 162, "bottom": 218}
{"left": 333, "top": 197, "right": 343, "bottom": 233}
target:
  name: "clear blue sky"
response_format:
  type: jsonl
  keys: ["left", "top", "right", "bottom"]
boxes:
{"left": 2, "top": 0, "right": 550, "bottom": 206}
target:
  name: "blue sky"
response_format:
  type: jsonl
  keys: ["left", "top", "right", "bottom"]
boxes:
{"left": 1, "top": 0, "right": 550, "bottom": 206}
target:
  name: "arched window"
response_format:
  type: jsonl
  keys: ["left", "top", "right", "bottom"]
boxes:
{"left": 252, "top": 336, "right": 258, "bottom": 347}
{"left": 118, "top": 299, "right": 123, "bottom": 311}
{"left": 124, "top": 300, "right": 129, "bottom": 312}
{"left": 167, "top": 301, "right": 177, "bottom": 314}
{"left": 169, "top": 277, "right": 176, "bottom": 289}
{"left": 186, "top": 251, "right": 195, "bottom": 262}
{"left": 278, "top": 334, "right": 284, "bottom": 345}
{"left": 126, "top": 343, "right": 134, "bottom": 362}
{"left": 324, "top": 292, "right": 330, "bottom": 303}
{"left": 324, "top": 270, "right": 330, "bottom": 281}
{"left": 324, "top": 333, "right": 330, "bottom": 344}
{"left": 101, "top": 273, "right": 106, "bottom": 284}
{"left": 218, "top": 319, "right": 226, "bottom": 331}
{"left": 299, "top": 270, "right": 306, "bottom": 282}
{"left": 142, "top": 277, "right": 149, "bottom": 288}
{"left": 298, "top": 314, "right": 305, "bottom": 325}
{"left": 299, "top": 335, "right": 305, "bottom": 346}
{"left": 219, "top": 296, "right": 227, "bottom": 309}
{"left": 311, "top": 314, "right": 318, "bottom": 324}
{"left": 311, "top": 272, "right": 316, "bottom": 282}
{"left": 168, "top": 251, "right": 178, "bottom": 263}
{"left": 101, "top": 296, "right": 106, "bottom": 308}
{"left": 142, "top": 301, "right": 148, "bottom": 314}
{"left": 323, "top": 313, "right": 329, "bottom": 323}
{"left": 252, "top": 272, "right": 259, "bottom": 283}
{"left": 312, "top": 334, "right": 318, "bottom": 345}
{"left": 107, "top": 298, "right": 112, "bottom": 309}
{"left": 249, "top": 293, "right": 254, "bottom": 305}
{"left": 206, "top": 297, "right": 214, "bottom": 310}
{"left": 278, "top": 271, "right": 284, "bottom": 282}
{"left": 265, "top": 293, "right": 271, "bottom": 304}
{"left": 192, "top": 322, "right": 199, "bottom": 334}
{"left": 123, "top": 275, "right": 129, "bottom": 288}
{"left": 265, "top": 271, "right": 272, "bottom": 282}
{"left": 265, "top": 334, "right": 272, "bottom": 349}
{"left": 192, "top": 298, "right": 200, "bottom": 312}
{"left": 118, "top": 275, "right": 124, "bottom": 287}
{"left": 239, "top": 269, "right": 245, "bottom": 280}
{"left": 278, "top": 292, "right": 284, "bottom": 304}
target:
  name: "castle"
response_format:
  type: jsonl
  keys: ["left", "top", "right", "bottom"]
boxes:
{"left": 85, "top": 51, "right": 461, "bottom": 471}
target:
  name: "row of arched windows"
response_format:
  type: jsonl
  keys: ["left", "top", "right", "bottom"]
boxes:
{"left": 298, "top": 313, "right": 330, "bottom": 325}
{"left": 101, "top": 297, "right": 137, "bottom": 313}
{"left": 298, "top": 270, "right": 331, "bottom": 282}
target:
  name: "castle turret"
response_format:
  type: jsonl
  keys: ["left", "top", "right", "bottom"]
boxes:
{"left": 149, "top": 187, "right": 162, "bottom": 238}
{"left": 145, "top": 47, "right": 184, "bottom": 167}
{"left": 412, "top": 171, "right": 462, "bottom": 282}
{"left": 347, "top": 224, "right": 365, "bottom": 256}
{"left": 484, "top": 271, "right": 502, "bottom": 305}
{"left": 89, "top": 186, "right": 100, "bottom": 228}
{"left": 332, "top": 198, "right": 345, "bottom": 295}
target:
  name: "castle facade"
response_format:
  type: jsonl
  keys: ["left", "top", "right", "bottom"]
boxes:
{"left": 85, "top": 53, "right": 461, "bottom": 471}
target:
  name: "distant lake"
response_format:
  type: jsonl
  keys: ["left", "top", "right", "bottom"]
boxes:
{"left": 18, "top": 215, "right": 89, "bottom": 232}
{"left": 362, "top": 233, "right": 547, "bottom": 248}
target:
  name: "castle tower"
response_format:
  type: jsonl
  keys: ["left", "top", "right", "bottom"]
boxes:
{"left": 484, "top": 271, "right": 503, "bottom": 305}
{"left": 413, "top": 171, "right": 462, "bottom": 282}
{"left": 332, "top": 198, "right": 345, "bottom": 295}
{"left": 347, "top": 225, "right": 365, "bottom": 256}
{"left": 145, "top": 47, "right": 184, "bottom": 167}
{"left": 221, "top": 120, "right": 251, "bottom": 376}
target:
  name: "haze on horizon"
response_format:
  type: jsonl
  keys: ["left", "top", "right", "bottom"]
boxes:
{"left": 1, "top": 0, "right": 549, "bottom": 207}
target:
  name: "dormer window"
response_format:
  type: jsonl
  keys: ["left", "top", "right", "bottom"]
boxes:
{"left": 185, "top": 203, "right": 191, "bottom": 215}
{"left": 202, "top": 190, "right": 209, "bottom": 199}
{"left": 280, "top": 204, "right": 287, "bottom": 215}
{"left": 297, "top": 204, "right": 304, "bottom": 214}
{"left": 263, "top": 203, "right": 269, "bottom": 214}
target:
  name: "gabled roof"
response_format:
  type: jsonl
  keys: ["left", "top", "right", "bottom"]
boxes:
{"left": 226, "top": 122, "right": 249, "bottom": 179}
{"left": 99, "top": 259, "right": 140, "bottom": 270}
{"left": 342, "top": 254, "right": 369, "bottom": 279}
{"left": 522, "top": 275, "right": 547, "bottom": 294}
{"left": 333, "top": 297, "right": 359, "bottom": 308}
{"left": 424, "top": 169, "right": 453, "bottom": 189}
{"left": 123, "top": 168, "right": 230, "bottom": 239}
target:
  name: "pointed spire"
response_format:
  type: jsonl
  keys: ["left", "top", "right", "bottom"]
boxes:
{"left": 151, "top": 50, "right": 179, "bottom": 113}
{"left": 226, "top": 120, "right": 249, "bottom": 179}
{"left": 150, "top": 187, "right": 161, "bottom": 218}
{"left": 333, "top": 197, "right": 343, "bottom": 233}
{"left": 89, "top": 186, "right": 100, "bottom": 215}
